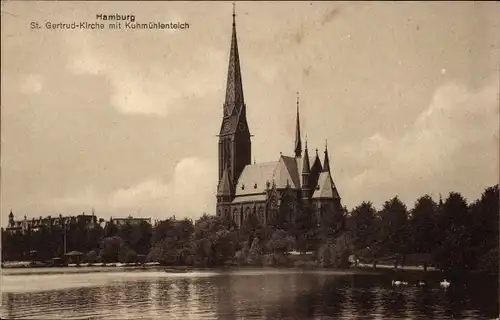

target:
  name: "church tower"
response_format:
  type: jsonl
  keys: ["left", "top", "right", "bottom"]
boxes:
{"left": 217, "top": 5, "right": 251, "bottom": 216}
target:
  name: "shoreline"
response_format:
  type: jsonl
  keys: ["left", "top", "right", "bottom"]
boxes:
{"left": 1, "top": 263, "right": 437, "bottom": 276}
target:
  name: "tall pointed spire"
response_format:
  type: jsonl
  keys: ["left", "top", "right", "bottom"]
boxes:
{"left": 302, "top": 138, "right": 310, "bottom": 174}
{"left": 323, "top": 140, "right": 330, "bottom": 172}
{"left": 294, "top": 91, "right": 302, "bottom": 158}
{"left": 223, "top": 2, "right": 244, "bottom": 117}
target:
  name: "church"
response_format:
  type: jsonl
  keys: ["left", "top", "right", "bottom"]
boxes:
{"left": 216, "top": 9, "right": 342, "bottom": 228}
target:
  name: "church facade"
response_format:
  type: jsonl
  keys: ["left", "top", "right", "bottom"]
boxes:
{"left": 216, "top": 11, "right": 342, "bottom": 228}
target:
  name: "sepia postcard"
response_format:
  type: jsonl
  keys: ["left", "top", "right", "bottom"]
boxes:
{"left": 1, "top": 1, "right": 499, "bottom": 319}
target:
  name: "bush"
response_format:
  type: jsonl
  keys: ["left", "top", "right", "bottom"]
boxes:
{"left": 477, "top": 247, "right": 499, "bottom": 275}
{"left": 84, "top": 249, "right": 98, "bottom": 263}
{"left": 293, "top": 260, "right": 307, "bottom": 268}
{"left": 262, "top": 253, "right": 275, "bottom": 266}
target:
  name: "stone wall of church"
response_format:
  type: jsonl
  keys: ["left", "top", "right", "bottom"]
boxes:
{"left": 230, "top": 202, "right": 267, "bottom": 228}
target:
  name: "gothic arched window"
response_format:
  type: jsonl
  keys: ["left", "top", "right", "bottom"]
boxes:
{"left": 258, "top": 207, "right": 265, "bottom": 224}
{"left": 245, "top": 207, "right": 251, "bottom": 222}
{"left": 233, "top": 208, "right": 239, "bottom": 225}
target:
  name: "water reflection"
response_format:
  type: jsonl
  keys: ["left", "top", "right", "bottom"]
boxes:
{"left": 1, "top": 270, "right": 497, "bottom": 319}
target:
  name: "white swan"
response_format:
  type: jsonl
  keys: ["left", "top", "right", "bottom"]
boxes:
{"left": 401, "top": 281, "right": 408, "bottom": 285}
{"left": 440, "top": 279, "right": 451, "bottom": 288}
{"left": 392, "top": 280, "right": 402, "bottom": 286}
{"left": 417, "top": 281, "right": 425, "bottom": 286}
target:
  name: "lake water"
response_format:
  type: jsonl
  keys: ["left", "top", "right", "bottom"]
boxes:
{"left": 1, "top": 268, "right": 498, "bottom": 319}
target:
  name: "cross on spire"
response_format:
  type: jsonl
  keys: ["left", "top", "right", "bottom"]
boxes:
{"left": 232, "top": 2, "right": 236, "bottom": 25}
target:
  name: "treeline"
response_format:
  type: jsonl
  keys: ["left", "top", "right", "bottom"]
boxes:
{"left": 1, "top": 185, "right": 498, "bottom": 274}
{"left": 1, "top": 219, "right": 153, "bottom": 263}
{"left": 346, "top": 185, "right": 499, "bottom": 274}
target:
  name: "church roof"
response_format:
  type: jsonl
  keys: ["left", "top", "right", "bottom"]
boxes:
{"left": 312, "top": 171, "right": 340, "bottom": 200}
{"left": 276, "top": 156, "right": 301, "bottom": 188}
{"left": 234, "top": 154, "right": 304, "bottom": 200}
{"left": 234, "top": 161, "right": 277, "bottom": 196}
{"left": 232, "top": 194, "right": 267, "bottom": 204}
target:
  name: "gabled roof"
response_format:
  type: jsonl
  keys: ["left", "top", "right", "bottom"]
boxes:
{"left": 233, "top": 154, "right": 303, "bottom": 201}
{"left": 232, "top": 194, "right": 267, "bottom": 204}
{"left": 312, "top": 171, "right": 340, "bottom": 200}
{"left": 234, "top": 161, "right": 277, "bottom": 196}
{"left": 275, "top": 156, "right": 300, "bottom": 189}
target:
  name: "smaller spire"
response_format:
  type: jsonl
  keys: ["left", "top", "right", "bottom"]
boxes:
{"left": 312, "top": 147, "right": 323, "bottom": 172}
{"left": 302, "top": 139, "right": 311, "bottom": 175}
{"left": 294, "top": 91, "right": 302, "bottom": 158}
{"left": 323, "top": 140, "right": 331, "bottom": 172}
{"left": 254, "top": 157, "right": 256, "bottom": 164}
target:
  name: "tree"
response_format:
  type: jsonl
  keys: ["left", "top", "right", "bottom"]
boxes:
{"left": 433, "top": 192, "right": 473, "bottom": 272}
{"left": 438, "top": 192, "right": 469, "bottom": 232}
{"left": 99, "top": 236, "right": 124, "bottom": 262}
{"left": 433, "top": 224, "right": 472, "bottom": 272}
{"left": 376, "top": 196, "right": 409, "bottom": 255}
{"left": 104, "top": 221, "right": 119, "bottom": 238}
{"left": 136, "top": 221, "right": 153, "bottom": 255}
{"left": 347, "top": 202, "right": 377, "bottom": 251}
{"left": 468, "top": 185, "right": 499, "bottom": 271}
{"left": 293, "top": 203, "right": 316, "bottom": 253}
{"left": 247, "top": 236, "right": 262, "bottom": 265}
{"left": 213, "top": 229, "right": 238, "bottom": 265}
{"left": 119, "top": 248, "right": 138, "bottom": 263}
{"left": 409, "top": 195, "right": 438, "bottom": 253}
{"left": 469, "top": 185, "right": 499, "bottom": 249}
{"left": 267, "top": 229, "right": 295, "bottom": 255}
{"left": 239, "top": 213, "right": 261, "bottom": 244}
{"left": 86, "top": 224, "right": 104, "bottom": 252}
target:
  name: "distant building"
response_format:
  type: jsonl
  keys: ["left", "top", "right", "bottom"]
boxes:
{"left": 6, "top": 210, "right": 98, "bottom": 235}
{"left": 109, "top": 216, "right": 151, "bottom": 227}
{"left": 216, "top": 9, "right": 342, "bottom": 228}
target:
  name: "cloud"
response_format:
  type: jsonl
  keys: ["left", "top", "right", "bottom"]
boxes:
{"left": 340, "top": 77, "right": 499, "bottom": 207}
{"left": 321, "top": 7, "right": 341, "bottom": 26}
{"left": 51, "top": 157, "right": 216, "bottom": 220}
{"left": 64, "top": 31, "right": 226, "bottom": 117}
{"left": 19, "top": 74, "right": 43, "bottom": 94}
{"left": 52, "top": 187, "right": 103, "bottom": 209}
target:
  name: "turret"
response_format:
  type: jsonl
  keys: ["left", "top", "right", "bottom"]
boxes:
{"left": 8, "top": 210, "right": 14, "bottom": 224}
{"left": 301, "top": 139, "right": 311, "bottom": 199}
{"left": 323, "top": 141, "right": 330, "bottom": 172}
{"left": 307, "top": 148, "right": 321, "bottom": 190}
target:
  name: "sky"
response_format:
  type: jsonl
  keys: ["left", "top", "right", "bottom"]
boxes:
{"left": 1, "top": 1, "right": 499, "bottom": 225}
